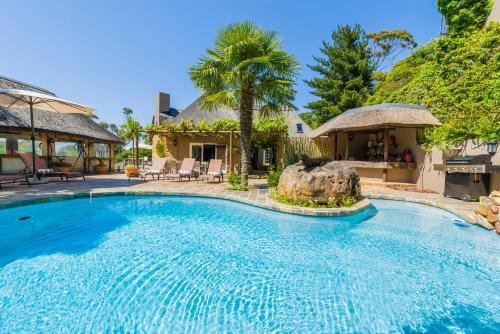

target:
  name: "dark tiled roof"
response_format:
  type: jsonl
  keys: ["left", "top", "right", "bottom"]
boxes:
{"left": 0, "top": 106, "right": 123, "bottom": 143}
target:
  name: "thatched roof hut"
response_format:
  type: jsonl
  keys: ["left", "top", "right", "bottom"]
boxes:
{"left": 310, "top": 103, "right": 440, "bottom": 138}
{"left": 0, "top": 75, "right": 122, "bottom": 143}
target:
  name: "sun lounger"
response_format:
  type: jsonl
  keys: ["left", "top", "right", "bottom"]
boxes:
{"left": 17, "top": 152, "right": 85, "bottom": 182}
{"left": 0, "top": 174, "right": 31, "bottom": 189}
{"left": 165, "top": 158, "right": 196, "bottom": 181}
{"left": 143, "top": 158, "right": 168, "bottom": 181}
{"left": 198, "top": 159, "right": 224, "bottom": 183}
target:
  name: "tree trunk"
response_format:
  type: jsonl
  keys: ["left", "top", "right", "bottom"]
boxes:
{"left": 239, "top": 88, "right": 254, "bottom": 186}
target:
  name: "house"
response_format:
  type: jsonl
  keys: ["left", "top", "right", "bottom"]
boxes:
{"left": 310, "top": 103, "right": 499, "bottom": 194}
{"left": 0, "top": 75, "right": 123, "bottom": 174}
{"left": 151, "top": 92, "right": 311, "bottom": 172}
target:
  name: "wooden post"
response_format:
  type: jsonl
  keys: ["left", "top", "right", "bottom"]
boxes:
{"left": 383, "top": 129, "right": 389, "bottom": 182}
{"left": 108, "top": 143, "right": 113, "bottom": 172}
{"left": 333, "top": 133, "right": 338, "bottom": 160}
{"left": 345, "top": 133, "right": 349, "bottom": 160}
{"left": 229, "top": 131, "right": 233, "bottom": 173}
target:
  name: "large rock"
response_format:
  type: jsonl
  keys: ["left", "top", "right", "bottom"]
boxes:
{"left": 278, "top": 161, "right": 360, "bottom": 204}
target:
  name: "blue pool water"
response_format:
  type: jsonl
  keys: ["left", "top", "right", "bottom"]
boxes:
{"left": 0, "top": 196, "right": 499, "bottom": 333}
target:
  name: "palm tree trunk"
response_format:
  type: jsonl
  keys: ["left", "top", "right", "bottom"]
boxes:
{"left": 239, "top": 87, "right": 253, "bottom": 186}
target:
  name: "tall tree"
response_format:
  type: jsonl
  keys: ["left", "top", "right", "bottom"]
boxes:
{"left": 190, "top": 21, "right": 299, "bottom": 185}
{"left": 119, "top": 115, "right": 142, "bottom": 166}
{"left": 367, "top": 30, "right": 417, "bottom": 71}
{"left": 303, "top": 24, "right": 374, "bottom": 128}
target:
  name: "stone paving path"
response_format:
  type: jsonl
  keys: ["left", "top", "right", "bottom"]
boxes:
{"left": 0, "top": 174, "right": 483, "bottom": 227}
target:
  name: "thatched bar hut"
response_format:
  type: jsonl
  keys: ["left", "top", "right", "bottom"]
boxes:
{"left": 310, "top": 103, "right": 441, "bottom": 183}
{"left": 0, "top": 76, "right": 123, "bottom": 175}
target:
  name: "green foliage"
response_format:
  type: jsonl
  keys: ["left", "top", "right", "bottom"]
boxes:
{"left": 369, "top": 23, "right": 500, "bottom": 148}
{"left": 189, "top": 21, "right": 300, "bottom": 114}
{"left": 304, "top": 24, "right": 374, "bottom": 128}
{"left": 114, "top": 148, "right": 152, "bottom": 163}
{"left": 227, "top": 172, "right": 249, "bottom": 191}
{"left": 155, "top": 141, "right": 166, "bottom": 158}
{"left": 251, "top": 116, "right": 288, "bottom": 149}
{"left": 266, "top": 165, "right": 282, "bottom": 188}
{"left": 146, "top": 116, "right": 287, "bottom": 148}
{"left": 437, "top": 0, "right": 493, "bottom": 35}
{"left": 269, "top": 188, "right": 358, "bottom": 208}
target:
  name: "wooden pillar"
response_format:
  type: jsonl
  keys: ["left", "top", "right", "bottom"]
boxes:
{"left": 108, "top": 143, "right": 113, "bottom": 172}
{"left": 333, "top": 133, "right": 338, "bottom": 160}
{"left": 345, "top": 133, "right": 349, "bottom": 160}
{"left": 229, "top": 131, "right": 233, "bottom": 173}
{"left": 383, "top": 129, "right": 389, "bottom": 182}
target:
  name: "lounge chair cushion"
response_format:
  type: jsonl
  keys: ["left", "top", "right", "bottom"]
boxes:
{"left": 207, "top": 171, "right": 221, "bottom": 176}
{"left": 37, "top": 168, "right": 55, "bottom": 175}
{"left": 179, "top": 170, "right": 191, "bottom": 176}
{"left": 147, "top": 169, "right": 161, "bottom": 174}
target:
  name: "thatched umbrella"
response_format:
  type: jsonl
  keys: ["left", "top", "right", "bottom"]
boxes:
{"left": 0, "top": 88, "right": 94, "bottom": 173}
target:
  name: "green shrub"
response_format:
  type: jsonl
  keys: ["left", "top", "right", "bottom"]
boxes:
{"left": 155, "top": 141, "right": 166, "bottom": 158}
{"left": 269, "top": 188, "right": 358, "bottom": 208}
{"left": 266, "top": 165, "right": 282, "bottom": 188}
{"left": 227, "top": 172, "right": 248, "bottom": 191}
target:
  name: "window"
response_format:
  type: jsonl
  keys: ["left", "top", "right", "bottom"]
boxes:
{"left": 17, "top": 138, "right": 42, "bottom": 155}
{"left": 263, "top": 148, "right": 272, "bottom": 166}
{"left": 191, "top": 144, "right": 202, "bottom": 161}
{"left": 0, "top": 138, "right": 5, "bottom": 155}
{"left": 55, "top": 142, "right": 78, "bottom": 157}
{"left": 296, "top": 123, "right": 303, "bottom": 134}
{"left": 94, "top": 143, "right": 109, "bottom": 158}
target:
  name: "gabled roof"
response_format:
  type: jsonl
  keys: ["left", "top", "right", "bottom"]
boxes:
{"left": 168, "top": 97, "right": 310, "bottom": 137}
{"left": 310, "top": 103, "right": 441, "bottom": 137}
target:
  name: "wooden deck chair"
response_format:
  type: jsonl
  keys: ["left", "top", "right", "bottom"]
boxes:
{"left": 165, "top": 158, "right": 196, "bottom": 181}
{"left": 198, "top": 159, "right": 224, "bottom": 183}
{"left": 143, "top": 158, "right": 168, "bottom": 181}
{"left": 17, "top": 152, "right": 85, "bottom": 182}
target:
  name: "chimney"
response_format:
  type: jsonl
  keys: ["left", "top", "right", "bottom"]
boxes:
{"left": 154, "top": 92, "right": 170, "bottom": 125}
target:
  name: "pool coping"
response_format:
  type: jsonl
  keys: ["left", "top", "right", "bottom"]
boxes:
{"left": 0, "top": 190, "right": 373, "bottom": 217}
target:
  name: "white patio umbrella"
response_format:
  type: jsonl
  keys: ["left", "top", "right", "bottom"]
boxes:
{"left": 0, "top": 88, "right": 94, "bottom": 174}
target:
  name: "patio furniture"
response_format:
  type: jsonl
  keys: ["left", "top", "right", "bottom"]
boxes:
{"left": 143, "top": 158, "right": 168, "bottom": 181}
{"left": 17, "top": 152, "right": 85, "bottom": 182}
{"left": 0, "top": 174, "right": 31, "bottom": 190}
{"left": 198, "top": 159, "right": 224, "bottom": 183}
{"left": 165, "top": 158, "right": 196, "bottom": 181}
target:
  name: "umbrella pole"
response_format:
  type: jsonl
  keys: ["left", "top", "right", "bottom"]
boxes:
{"left": 29, "top": 98, "right": 36, "bottom": 174}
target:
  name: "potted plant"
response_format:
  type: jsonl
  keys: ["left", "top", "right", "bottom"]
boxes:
{"left": 124, "top": 164, "right": 139, "bottom": 177}
{"left": 51, "top": 157, "right": 73, "bottom": 173}
{"left": 93, "top": 158, "right": 108, "bottom": 175}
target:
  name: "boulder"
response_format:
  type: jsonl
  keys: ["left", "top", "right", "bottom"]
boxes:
{"left": 473, "top": 214, "right": 494, "bottom": 230}
{"left": 277, "top": 161, "right": 360, "bottom": 204}
{"left": 479, "top": 196, "right": 492, "bottom": 205}
{"left": 474, "top": 204, "right": 490, "bottom": 217}
{"left": 486, "top": 210, "right": 498, "bottom": 224}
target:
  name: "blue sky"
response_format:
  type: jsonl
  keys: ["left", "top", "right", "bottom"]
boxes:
{"left": 1, "top": 0, "right": 441, "bottom": 126}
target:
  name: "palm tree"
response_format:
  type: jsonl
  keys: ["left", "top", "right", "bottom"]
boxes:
{"left": 190, "top": 21, "right": 299, "bottom": 185}
{"left": 119, "top": 116, "right": 142, "bottom": 166}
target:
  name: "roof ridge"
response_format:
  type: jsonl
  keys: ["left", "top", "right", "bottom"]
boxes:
{"left": 0, "top": 75, "right": 56, "bottom": 96}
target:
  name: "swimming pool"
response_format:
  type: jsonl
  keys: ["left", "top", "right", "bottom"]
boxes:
{"left": 0, "top": 196, "right": 498, "bottom": 333}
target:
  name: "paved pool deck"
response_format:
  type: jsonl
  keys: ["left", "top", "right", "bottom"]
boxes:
{"left": 0, "top": 173, "right": 482, "bottom": 227}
